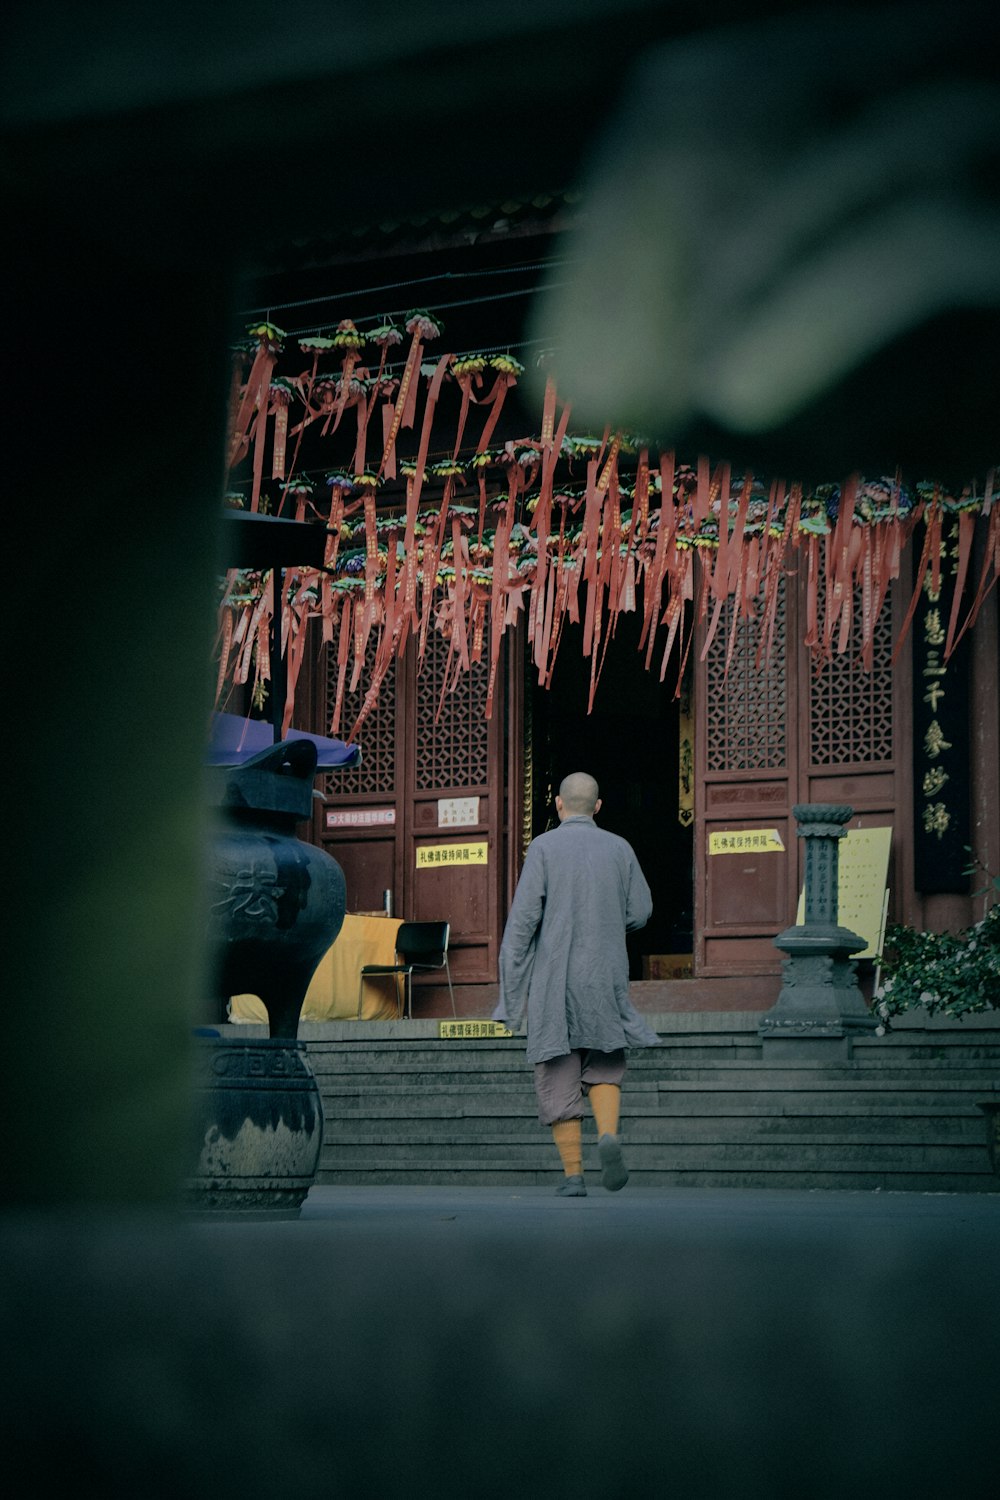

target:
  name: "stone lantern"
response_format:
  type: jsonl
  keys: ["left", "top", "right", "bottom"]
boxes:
{"left": 759, "top": 804, "right": 877, "bottom": 1059}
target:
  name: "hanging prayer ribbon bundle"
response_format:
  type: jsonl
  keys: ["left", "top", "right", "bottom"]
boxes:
{"left": 218, "top": 311, "right": 998, "bottom": 741}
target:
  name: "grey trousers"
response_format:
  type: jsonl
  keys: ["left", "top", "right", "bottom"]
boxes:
{"left": 533, "top": 1048, "right": 626, "bottom": 1126}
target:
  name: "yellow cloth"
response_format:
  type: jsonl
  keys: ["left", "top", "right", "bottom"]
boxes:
{"left": 229, "top": 913, "right": 405, "bottom": 1022}
{"left": 551, "top": 1119, "right": 583, "bottom": 1177}
{"left": 588, "top": 1083, "right": 621, "bottom": 1137}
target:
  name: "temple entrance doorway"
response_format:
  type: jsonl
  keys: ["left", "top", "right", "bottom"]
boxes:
{"left": 527, "top": 610, "right": 694, "bottom": 981}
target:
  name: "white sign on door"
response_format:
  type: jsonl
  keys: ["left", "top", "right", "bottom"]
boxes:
{"left": 437, "top": 797, "right": 479, "bottom": 827}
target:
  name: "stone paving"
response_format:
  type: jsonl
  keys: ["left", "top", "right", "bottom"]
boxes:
{"left": 2, "top": 1183, "right": 998, "bottom": 1498}
{"left": 295, "top": 1181, "right": 1000, "bottom": 1237}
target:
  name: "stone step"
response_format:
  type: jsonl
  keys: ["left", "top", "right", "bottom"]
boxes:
{"left": 310, "top": 1039, "right": 1000, "bottom": 1062}
{"left": 312, "top": 1067, "right": 1000, "bottom": 1096}
{"left": 299, "top": 1038, "right": 1000, "bottom": 1062}
{"left": 305, "top": 1054, "right": 1000, "bottom": 1088}
{"left": 319, "top": 1078, "right": 996, "bottom": 1103}
{"left": 322, "top": 1128, "right": 995, "bottom": 1158}
{"left": 316, "top": 1073, "right": 1000, "bottom": 1102}
{"left": 317, "top": 1164, "right": 1000, "bottom": 1192}
{"left": 308, "top": 1040, "right": 769, "bottom": 1063}
{"left": 322, "top": 1098, "right": 1000, "bottom": 1128}
{"left": 306, "top": 1045, "right": 1000, "bottom": 1075}
{"left": 305, "top": 1036, "right": 998, "bottom": 1058}
{"left": 856, "top": 1041, "right": 1000, "bottom": 1059}
{"left": 318, "top": 1137, "right": 994, "bottom": 1172}
{"left": 284, "top": 1016, "right": 1000, "bottom": 1191}
{"left": 321, "top": 1111, "right": 987, "bottom": 1140}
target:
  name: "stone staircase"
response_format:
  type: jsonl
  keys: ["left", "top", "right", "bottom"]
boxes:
{"left": 223, "top": 1010, "right": 1000, "bottom": 1191}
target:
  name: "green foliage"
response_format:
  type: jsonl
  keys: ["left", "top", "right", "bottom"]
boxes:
{"left": 874, "top": 857, "right": 1000, "bottom": 1030}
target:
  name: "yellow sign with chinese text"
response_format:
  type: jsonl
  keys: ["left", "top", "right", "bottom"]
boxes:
{"left": 417, "top": 841, "right": 488, "bottom": 868}
{"left": 709, "top": 829, "right": 785, "bottom": 854}
{"left": 439, "top": 1020, "right": 512, "bottom": 1039}
{"left": 796, "top": 825, "right": 892, "bottom": 959}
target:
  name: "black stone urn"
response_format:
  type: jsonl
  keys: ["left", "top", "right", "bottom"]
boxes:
{"left": 205, "top": 737, "right": 346, "bottom": 1039}
{"left": 186, "top": 737, "right": 346, "bottom": 1218}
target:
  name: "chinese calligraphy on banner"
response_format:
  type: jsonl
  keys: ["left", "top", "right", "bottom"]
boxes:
{"left": 912, "top": 517, "right": 970, "bottom": 892}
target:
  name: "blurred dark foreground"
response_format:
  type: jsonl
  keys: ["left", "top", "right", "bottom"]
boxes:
{"left": 2, "top": 1186, "right": 997, "bottom": 1499}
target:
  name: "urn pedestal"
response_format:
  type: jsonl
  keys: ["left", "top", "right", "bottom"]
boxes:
{"left": 185, "top": 1035, "right": 323, "bottom": 1219}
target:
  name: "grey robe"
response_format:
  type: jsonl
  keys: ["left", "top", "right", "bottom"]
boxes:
{"left": 493, "top": 814, "right": 659, "bottom": 1064}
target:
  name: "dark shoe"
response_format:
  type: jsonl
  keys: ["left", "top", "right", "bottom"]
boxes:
{"left": 556, "top": 1174, "right": 587, "bottom": 1196}
{"left": 598, "top": 1134, "right": 628, "bottom": 1192}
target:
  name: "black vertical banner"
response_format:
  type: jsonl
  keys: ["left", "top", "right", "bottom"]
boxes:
{"left": 912, "top": 514, "right": 971, "bottom": 892}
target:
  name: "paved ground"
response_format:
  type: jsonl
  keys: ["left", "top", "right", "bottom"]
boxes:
{"left": 295, "top": 1181, "right": 1000, "bottom": 1240}
{"left": 3, "top": 1185, "right": 998, "bottom": 1498}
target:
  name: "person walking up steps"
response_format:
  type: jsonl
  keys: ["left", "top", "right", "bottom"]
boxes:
{"left": 493, "top": 771, "right": 659, "bottom": 1195}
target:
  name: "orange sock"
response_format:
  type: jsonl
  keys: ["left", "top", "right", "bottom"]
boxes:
{"left": 588, "top": 1083, "right": 621, "bottom": 1137}
{"left": 551, "top": 1119, "right": 583, "bottom": 1176}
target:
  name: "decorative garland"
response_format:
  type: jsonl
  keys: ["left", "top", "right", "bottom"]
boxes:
{"left": 218, "top": 316, "right": 999, "bottom": 743}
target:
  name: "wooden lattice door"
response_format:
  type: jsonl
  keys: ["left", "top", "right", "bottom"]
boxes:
{"left": 401, "top": 625, "right": 503, "bottom": 987}
{"left": 694, "top": 577, "right": 799, "bottom": 975}
{"left": 311, "top": 625, "right": 505, "bottom": 1002}
{"left": 802, "top": 571, "right": 910, "bottom": 928}
{"left": 694, "top": 571, "right": 907, "bottom": 976}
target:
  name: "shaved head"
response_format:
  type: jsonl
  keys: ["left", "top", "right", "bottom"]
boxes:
{"left": 557, "top": 772, "right": 600, "bottom": 816}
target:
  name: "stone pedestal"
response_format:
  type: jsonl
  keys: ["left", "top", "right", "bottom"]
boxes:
{"left": 759, "top": 804, "right": 877, "bottom": 1058}
{"left": 184, "top": 1035, "right": 323, "bottom": 1219}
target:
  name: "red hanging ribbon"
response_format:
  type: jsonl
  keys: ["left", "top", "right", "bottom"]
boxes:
{"left": 893, "top": 493, "right": 940, "bottom": 666}
{"left": 377, "top": 331, "right": 423, "bottom": 478}
{"left": 330, "top": 596, "right": 352, "bottom": 736}
{"left": 944, "top": 508, "right": 976, "bottom": 660}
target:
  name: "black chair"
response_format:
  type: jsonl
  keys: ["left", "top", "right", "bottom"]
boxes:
{"left": 357, "top": 921, "right": 456, "bottom": 1019}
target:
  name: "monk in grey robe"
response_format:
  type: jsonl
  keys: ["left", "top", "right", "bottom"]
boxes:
{"left": 493, "top": 771, "right": 658, "bottom": 1195}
